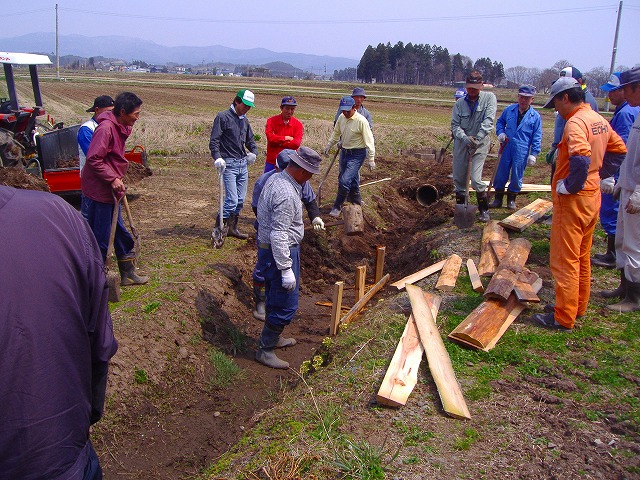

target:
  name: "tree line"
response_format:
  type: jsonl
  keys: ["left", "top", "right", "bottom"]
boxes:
{"left": 334, "top": 41, "right": 505, "bottom": 86}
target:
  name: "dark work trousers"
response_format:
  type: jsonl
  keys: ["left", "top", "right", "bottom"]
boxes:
{"left": 338, "top": 148, "right": 366, "bottom": 198}
{"left": 81, "top": 196, "right": 135, "bottom": 262}
{"left": 258, "top": 244, "right": 300, "bottom": 328}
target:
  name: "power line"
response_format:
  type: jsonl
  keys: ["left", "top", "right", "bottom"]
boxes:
{"left": 5, "top": 5, "right": 620, "bottom": 25}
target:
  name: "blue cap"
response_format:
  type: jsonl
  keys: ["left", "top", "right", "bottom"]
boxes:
{"left": 560, "top": 66, "right": 583, "bottom": 80}
{"left": 281, "top": 96, "right": 297, "bottom": 106}
{"left": 619, "top": 67, "right": 640, "bottom": 88}
{"left": 600, "top": 73, "right": 622, "bottom": 92}
{"left": 339, "top": 96, "right": 356, "bottom": 111}
{"left": 518, "top": 85, "right": 536, "bottom": 97}
{"left": 276, "top": 149, "right": 295, "bottom": 170}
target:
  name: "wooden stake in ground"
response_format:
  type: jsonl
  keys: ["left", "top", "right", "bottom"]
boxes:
{"left": 355, "top": 265, "right": 366, "bottom": 302}
{"left": 374, "top": 246, "right": 386, "bottom": 284}
{"left": 405, "top": 284, "right": 471, "bottom": 419}
{"left": 330, "top": 281, "right": 344, "bottom": 336}
{"left": 477, "top": 221, "right": 509, "bottom": 277}
{"left": 435, "top": 254, "right": 462, "bottom": 292}
{"left": 390, "top": 259, "right": 447, "bottom": 290}
{"left": 376, "top": 293, "right": 441, "bottom": 407}
{"left": 340, "top": 274, "right": 390, "bottom": 327}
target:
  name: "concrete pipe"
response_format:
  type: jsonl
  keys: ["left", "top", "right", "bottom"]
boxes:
{"left": 416, "top": 184, "right": 439, "bottom": 206}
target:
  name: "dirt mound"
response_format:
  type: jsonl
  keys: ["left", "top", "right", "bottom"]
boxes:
{"left": 0, "top": 167, "right": 51, "bottom": 192}
{"left": 124, "top": 161, "right": 153, "bottom": 185}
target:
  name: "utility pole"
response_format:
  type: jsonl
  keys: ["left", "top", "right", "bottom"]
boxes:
{"left": 606, "top": 1, "right": 623, "bottom": 112}
{"left": 55, "top": 3, "right": 60, "bottom": 80}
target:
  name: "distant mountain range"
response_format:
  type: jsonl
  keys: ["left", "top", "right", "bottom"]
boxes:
{"left": 0, "top": 33, "right": 357, "bottom": 74}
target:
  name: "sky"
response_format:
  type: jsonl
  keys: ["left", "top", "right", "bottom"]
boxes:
{"left": 4, "top": 0, "right": 640, "bottom": 73}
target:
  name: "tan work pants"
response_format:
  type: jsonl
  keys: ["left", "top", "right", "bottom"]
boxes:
{"left": 550, "top": 191, "right": 600, "bottom": 328}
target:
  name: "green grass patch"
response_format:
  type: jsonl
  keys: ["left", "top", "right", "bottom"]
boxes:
{"left": 208, "top": 348, "right": 243, "bottom": 389}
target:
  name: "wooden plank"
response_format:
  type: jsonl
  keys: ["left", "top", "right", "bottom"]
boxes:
{"left": 466, "top": 259, "right": 484, "bottom": 293}
{"left": 449, "top": 278, "right": 543, "bottom": 351}
{"left": 374, "top": 246, "right": 386, "bottom": 284}
{"left": 499, "top": 198, "right": 553, "bottom": 232}
{"left": 376, "top": 293, "right": 441, "bottom": 407}
{"left": 355, "top": 265, "right": 366, "bottom": 302}
{"left": 473, "top": 183, "right": 551, "bottom": 192}
{"left": 316, "top": 301, "right": 350, "bottom": 311}
{"left": 390, "top": 259, "right": 447, "bottom": 290}
{"left": 330, "top": 281, "right": 344, "bottom": 336}
{"left": 406, "top": 285, "right": 471, "bottom": 420}
{"left": 478, "top": 221, "right": 509, "bottom": 277}
{"left": 489, "top": 239, "right": 509, "bottom": 262}
{"left": 435, "top": 254, "right": 463, "bottom": 292}
{"left": 513, "top": 270, "right": 541, "bottom": 303}
{"left": 340, "top": 274, "right": 390, "bottom": 326}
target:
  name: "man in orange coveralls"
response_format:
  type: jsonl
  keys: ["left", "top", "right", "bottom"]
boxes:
{"left": 531, "top": 77, "right": 627, "bottom": 331}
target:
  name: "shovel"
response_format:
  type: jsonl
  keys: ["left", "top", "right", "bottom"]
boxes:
{"left": 211, "top": 170, "right": 228, "bottom": 248}
{"left": 106, "top": 194, "right": 122, "bottom": 302}
{"left": 454, "top": 149, "right": 477, "bottom": 229}
{"left": 437, "top": 136, "right": 454, "bottom": 163}
{"left": 487, "top": 141, "right": 507, "bottom": 201}
{"left": 121, "top": 194, "right": 140, "bottom": 262}
{"left": 317, "top": 147, "right": 340, "bottom": 206}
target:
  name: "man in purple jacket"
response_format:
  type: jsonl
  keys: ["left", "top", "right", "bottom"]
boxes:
{"left": 81, "top": 91, "right": 148, "bottom": 286}
{"left": 0, "top": 185, "right": 118, "bottom": 479}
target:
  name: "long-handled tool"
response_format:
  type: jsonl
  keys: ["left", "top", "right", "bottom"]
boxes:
{"left": 437, "top": 136, "right": 454, "bottom": 163}
{"left": 107, "top": 194, "right": 122, "bottom": 302}
{"left": 211, "top": 170, "right": 228, "bottom": 248}
{"left": 486, "top": 141, "right": 507, "bottom": 201}
{"left": 454, "top": 149, "right": 477, "bottom": 229}
{"left": 122, "top": 194, "right": 140, "bottom": 262}
{"left": 317, "top": 147, "right": 340, "bottom": 206}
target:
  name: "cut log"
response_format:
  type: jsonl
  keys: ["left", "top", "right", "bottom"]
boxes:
{"left": 449, "top": 278, "right": 542, "bottom": 351}
{"left": 484, "top": 238, "right": 531, "bottom": 301}
{"left": 499, "top": 198, "right": 553, "bottom": 232}
{"left": 340, "top": 274, "right": 390, "bottom": 326}
{"left": 466, "top": 258, "right": 484, "bottom": 293}
{"left": 513, "top": 270, "right": 541, "bottom": 303}
{"left": 435, "top": 254, "right": 463, "bottom": 292}
{"left": 391, "top": 259, "right": 447, "bottom": 290}
{"left": 376, "top": 293, "right": 441, "bottom": 407}
{"left": 406, "top": 284, "right": 471, "bottom": 420}
{"left": 489, "top": 239, "right": 509, "bottom": 262}
{"left": 343, "top": 204, "right": 364, "bottom": 236}
{"left": 478, "top": 221, "right": 509, "bottom": 277}
{"left": 355, "top": 265, "right": 366, "bottom": 302}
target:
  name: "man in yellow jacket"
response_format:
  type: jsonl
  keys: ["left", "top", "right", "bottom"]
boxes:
{"left": 532, "top": 78, "right": 627, "bottom": 331}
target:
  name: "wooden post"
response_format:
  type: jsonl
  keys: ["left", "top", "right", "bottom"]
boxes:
{"left": 330, "top": 281, "right": 344, "bottom": 336}
{"left": 355, "top": 265, "right": 366, "bottom": 302}
{"left": 435, "top": 254, "right": 463, "bottom": 292}
{"left": 406, "top": 285, "right": 471, "bottom": 419}
{"left": 466, "top": 259, "right": 484, "bottom": 293}
{"left": 374, "top": 246, "right": 386, "bottom": 284}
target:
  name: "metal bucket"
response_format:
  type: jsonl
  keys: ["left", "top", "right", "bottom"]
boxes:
{"left": 416, "top": 184, "right": 439, "bottom": 206}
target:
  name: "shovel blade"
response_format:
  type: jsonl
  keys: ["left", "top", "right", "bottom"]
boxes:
{"left": 211, "top": 225, "right": 228, "bottom": 249}
{"left": 454, "top": 204, "right": 477, "bottom": 229}
{"left": 107, "top": 270, "right": 121, "bottom": 302}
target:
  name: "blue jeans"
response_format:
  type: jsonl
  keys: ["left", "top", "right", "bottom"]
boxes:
{"left": 259, "top": 245, "right": 300, "bottom": 327}
{"left": 338, "top": 148, "right": 366, "bottom": 194}
{"left": 83, "top": 441, "right": 103, "bottom": 480}
{"left": 222, "top": 157, "right": 248, "bottom": 218}
{"left": 81, "top": 196, "right": 135, "bottom": 262}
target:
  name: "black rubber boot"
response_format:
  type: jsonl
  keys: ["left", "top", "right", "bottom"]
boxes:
{"left": 506, "top": 191, "right": 517, "bottom": 211}
{"left": 256, "top": 322, "right": 290, "bottom": 369}
{"left": 330, "top": 187, "right": 349, "bottom": 217}
{"left": 607, "top": 279, "right": 640, "bottom": 313}
{"left": 348, "top": 190, "right": 362, "bottom": 205}
{"left": 592, "top": 234, "right": 616, "bottom": 268}
{"left": 227, "top": 214, "right": 248, "bottom": 240}
{"left": 600, "top": 269, "right": 626, "bottom": 299}
{"left": 488, "top": 189, "right": 504, "bottom": 209}
{"left": 117, "top": 258, "right": 149, "bottom": 286}
{"left": 476, "top": 192, "right": 490, "bottom": 222}
{"left": 455, "top": 192, "right": 466, "bottom": 205}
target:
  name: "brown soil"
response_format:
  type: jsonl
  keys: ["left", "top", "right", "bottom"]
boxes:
{"left": 0, "top": 166, "right": 50, "bottom": 191}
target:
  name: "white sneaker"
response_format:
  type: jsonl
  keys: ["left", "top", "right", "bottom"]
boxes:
{"left": 329, "top": 208, "right": 341, "bottom": 218}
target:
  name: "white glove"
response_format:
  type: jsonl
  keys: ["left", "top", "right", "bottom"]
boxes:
{"left": 527, "top": 155, "right": 536, "bottom": 167}
{"left": 324, "top": 145, "right": 331, "bottom": 155}
{"left": 600, "top": 177, "right": 615, "bottom": 195}
{"left": 497, "top": 133, "right": 507, "bottom": 143}
{"left": 244, "top": 152, "right": 257, "bottom": 165}
{"left": 312, "top": 217, "right": 325, "bottom": 231}
{"left": 367, "top": 159, "right": 376, "bottom": 172}
{"left": 556, "top": 180, "right": 570, "bottom": 195}
{"left": 337, "top": 140, "right": 343, "bottom": 150}
{"left": 626, "top": 187, "right": 640, "bottom": 214}
{"left": 281, "top": 268, "right": 296, "bottom": 291}
{"left": 613, "top": 182, "right": 622, "bottom": 201}
{"left": 214, "top": 158, "right": 226, "bottom": 174}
